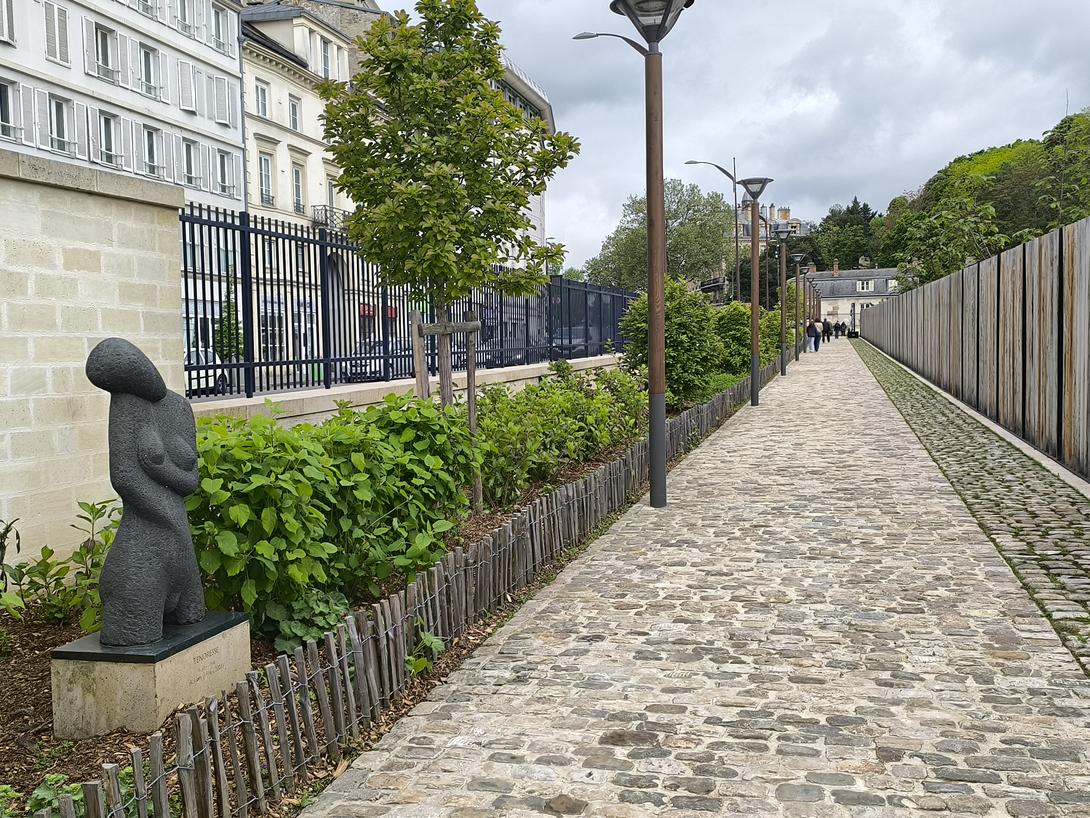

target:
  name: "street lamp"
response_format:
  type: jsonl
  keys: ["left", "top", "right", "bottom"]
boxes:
{"left": 772, "top": 221, "right": 793, "bottom": 376}
{"left": 737, "top": 176, "right": 772, "bottom": 406}
{"left": 790, "top": 252, "right": 805, "bottom": 360}
{"left": 685, "top": 158, "right": 740, "bottom": 303}
{"left": 575, "top": 0, "right": 697, "bottom": 510}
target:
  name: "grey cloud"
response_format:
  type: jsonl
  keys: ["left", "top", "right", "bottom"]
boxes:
{"left": 385, "top": 0, "right": 1090, "bottom": 269}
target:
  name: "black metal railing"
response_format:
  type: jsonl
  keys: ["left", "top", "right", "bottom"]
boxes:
{"left": 181, "top": 204, "right": 636, "bottom": 400}
{"left": 312, "top": 205, "right": 351, "bottom": 231}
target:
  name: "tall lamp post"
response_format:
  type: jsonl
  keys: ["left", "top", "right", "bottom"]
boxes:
{"left": 772, "top": 222, "right": 793, "bottom": 376}
{"left": 685, "top": 159, "right": 740, "bottom": 302}
{"left": 575, "top": 0, "right": 696, "bottom": 509}
{"left": 791, "top": 252, "right": 805, "bottom": 360}
{"left": 738, "top": 177, "right": 772, "bottom": 405}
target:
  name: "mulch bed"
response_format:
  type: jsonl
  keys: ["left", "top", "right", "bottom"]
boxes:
{"left": 0, "top": 447, "right": 632, "bottom": 803}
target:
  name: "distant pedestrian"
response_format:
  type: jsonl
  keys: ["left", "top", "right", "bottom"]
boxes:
{"left": 808, "top": 319, "right": 821, "bottom": 352}
{"left": 822, "top": 318, "right": 832, "bottom": 343}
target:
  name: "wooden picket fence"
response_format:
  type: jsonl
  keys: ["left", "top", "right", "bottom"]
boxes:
{"left": 860, "top": 216, "right": 1090, "bottom": 479}
{"left": 34, "top": 360, "right": 782, "bottom": 818}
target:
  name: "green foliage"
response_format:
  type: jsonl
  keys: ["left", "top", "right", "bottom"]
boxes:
{"left": 586, "top": 179, "right": 736, "bottom": 290}
{"left": 476, "top": 366, "right": 646, "bottom": 507}
{"left": 713, "top": 301, "right": 754, "bottom": 377}
{"left": 0, "top": 785, "right": 20, "bottom": 818}
{"left": 25, "top": 775, "right": 83, "bottom": 817}
{"left": 320, "top": 0, "right": 579, "bottom": 313}
{"left": 213, "top": 289, "right": 244, "bottom": 363}
{"left": 0, "top": 501, "right": 117, "bottom": 629}
{"left": 620, "top": 279, "right": 725, "bottom": 409}
{"left": 405, "top": 618, "right": 444, "bottom": 676}
{"left": 265, "top": 589, "right": 350, "bottom": 654}
{"left": 189, "top": 395, "right": 477, "bottom": 642}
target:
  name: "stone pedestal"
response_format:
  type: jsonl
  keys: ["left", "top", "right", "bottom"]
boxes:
{"left": 51, "top": 612, "right": 250, "bottom": 739}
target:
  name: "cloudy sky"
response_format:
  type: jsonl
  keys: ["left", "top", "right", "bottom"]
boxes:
{"left": 388, "top": 0, "right": 1090, "bottom": 269}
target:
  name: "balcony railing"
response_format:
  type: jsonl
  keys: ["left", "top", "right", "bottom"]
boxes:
{"left": 260, "top": 192, "right": 274, "bottom": 207}
{"left": 312, "top": 205, "right": 350, "bottom": 232}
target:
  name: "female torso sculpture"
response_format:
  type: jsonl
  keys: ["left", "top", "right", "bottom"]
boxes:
{"left": 86, "top": 338, "right": 206, "bottom": 646}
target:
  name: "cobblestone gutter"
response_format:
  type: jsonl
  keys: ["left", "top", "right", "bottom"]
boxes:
{"left": 855, "top": 340, "right": 1090, "bottom": 672}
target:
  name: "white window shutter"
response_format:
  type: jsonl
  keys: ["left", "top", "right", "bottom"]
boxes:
{"left": 133, "top": 123, "right": 145, "bottom": 172}
{"left": 174, "top": 133, "right": 184, "bottom": 179}
{"left": 165, "top": 0, "right": 176, "bottom": 27}
{"left": 156, "top": 0, "right": 167, "bottom": 24}
{"left": 130, "top": 38, "right": 141, "bottom": 88}
{"left": 120, "top": 116, "right": 133, "bottom": 170}
{"left": 158, "top": 52, "right": 169, "bottom": 101}
{"left": 117, "top": 33, "right": 129, "bottom": 87}
{"left": 194, "top": 0, "right": 207, "bottom": 40}
{"left": 214, "top": 76, "right": 228, "bottom": 124}
{"left": 227, "top": 80, "right": 237, "bottom": 127}
{"left": 199, "top": 143, "right": 210, "bottom": 189}
{"left": 82, "top": 16, "right": 95, "bottom": 74}
{"left": 233, "top": 152, "right": 242, "bottom": 199}
{"left": 19, "top": 84, "right": 34, "bottom": 145}
{"left": 178, "top": 60, "right": 194, "bottom": 110}
{"left": 162, "top": 131, "right": 174, "bottom": 180}
{"left": 226, "top": 11, "right": 236, "bottom": 56}
{"left": 34, "top": 89, "right": 49, "bottom": 147}
{"left": 88, "top": 106, "right": 99, "bottom": 161}
{"left": 45, "top": 4, "right": 57, "bottom": 59}
{"left": 73, "top": 101, "right": 88, "bottom": 158}
{"left": 1, "top": 0, "right": 12, "bottom": 43}
{"left": 56, "top": 7, "right": 69, "bottom": 64}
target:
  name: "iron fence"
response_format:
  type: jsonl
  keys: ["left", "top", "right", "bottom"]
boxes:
{"left": 180, "top": 205, "right": 636, "bottom": 400}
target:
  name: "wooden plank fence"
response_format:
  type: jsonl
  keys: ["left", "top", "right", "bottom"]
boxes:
{"left": 861, "top": 215, "right": 1090, "bottom": 480}
{"left": 32, "top": 360, "right": 782, "bottom": 818}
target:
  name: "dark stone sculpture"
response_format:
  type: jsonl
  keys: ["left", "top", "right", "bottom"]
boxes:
{"left": 86, "top": 338, "right": 206, "bottom": 646}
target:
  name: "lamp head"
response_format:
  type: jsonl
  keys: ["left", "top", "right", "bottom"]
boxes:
{"left": 790, "top": 253, "right": 806, "bottom": 264}
{"left": 573, "top": 32, "right": 600, "bottom": 40}
{"left": 610, "top": 0, "right": 696, "bottom": 44}
{"left": 738, "top": 176, "right": 772, "bottom": 200}
{"left": 772, "top": 221, "right": 793, "bottom": 242}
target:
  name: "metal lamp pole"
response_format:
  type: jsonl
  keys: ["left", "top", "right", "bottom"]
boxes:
{"left": 575, "top": 0, "right": 696, "bottom": 509}
{"left": 791, "top": 253, "right": 805, "bottom": 360}
{"left": 686, "top": 158, "right": 740, "bottom": 302}
{"left": 738, "top": 177, "right": 772, "bottom": 405}
{"left": 772, "top": 222, "right": 792, "bottom": 376}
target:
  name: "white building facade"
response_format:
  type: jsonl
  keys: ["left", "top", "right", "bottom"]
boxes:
{"left": 240, "top": 4, "right": 351, "bottom": 227}
{"left": 0, "top": 0, "right": 244, "bottom": 207}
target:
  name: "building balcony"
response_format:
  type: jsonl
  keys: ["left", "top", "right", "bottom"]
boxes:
{"left": 312, "top": 205, "right": 351, "bottom": 232}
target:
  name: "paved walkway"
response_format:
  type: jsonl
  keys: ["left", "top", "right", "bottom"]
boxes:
{"left": 305, "top": 340, "right": 1090, "bottom": 817}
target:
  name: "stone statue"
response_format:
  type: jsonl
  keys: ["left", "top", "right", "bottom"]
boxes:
{"left": 86, "top": 338, "right": 206, "bottom": 646}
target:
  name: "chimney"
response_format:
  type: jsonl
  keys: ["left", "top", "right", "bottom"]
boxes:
{"left": 833, "top": 259, "right": 840, "bottom": 276}
{"left": 808, "top": 263, "right": 817, "bottom": 274}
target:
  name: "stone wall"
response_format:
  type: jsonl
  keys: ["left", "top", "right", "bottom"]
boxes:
{"left": 0, "top": 150, "right": 186, "bottom": 561}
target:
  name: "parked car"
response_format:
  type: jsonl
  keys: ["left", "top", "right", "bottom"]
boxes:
{"left": 340, "top": 339, "right": 415, "bottom": 383}
{"left": 186, "top": 348, "right": 228, "bottom": 397}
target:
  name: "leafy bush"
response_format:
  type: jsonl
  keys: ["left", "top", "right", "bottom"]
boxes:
{"left": 0, "top": 501, "right": 117, "bottom": 629}
{"left": 189, "top": 395, "right": 478, "bottom": 641}
{"left": 620, "top": 279, "right": 725, "bottom": 409}
{"left": 476, "top": 364, "right": 646, "bottom": 507}
{"left": 714, "top": 301, "right": 753, "bottom": 376}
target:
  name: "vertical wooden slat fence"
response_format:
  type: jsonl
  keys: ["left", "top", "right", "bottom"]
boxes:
{"left": 54, "top": 361, "right": 784, "bottom": 818}
{"left": 861, "top": 216, "right": 1090, "bottom": 480}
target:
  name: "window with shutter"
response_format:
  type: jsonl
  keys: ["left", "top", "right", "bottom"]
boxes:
{"left": 158, "top": 52, "right": 169, "bottom": 101}
{"left": 0, "top": 0, "right": 15, "bottom": 45}
{"left": 45, "top": 3, "right": 71, "bottom": 65}
{"left": 178, "top": 60, "right": 195, "bottom": 111}
{"left": 73, "top": 100, "right": 87, "bottom": 158}
{"left": 213, "top": 75, "right": 228, "bottom": 124}
{"left": 120, "top": 117, "right": 133, "bottom": 170}
{"left": 0, "top": 82, "right": 12, "bottom": 140}
{"left": 48, "top": 95, "right": 73, "bottom": 153}
{"left": 19, "top": 83, "right": 33, "bottom": 145}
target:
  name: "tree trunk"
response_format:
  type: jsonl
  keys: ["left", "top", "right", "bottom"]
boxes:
{"left": 437, "top": 302, "right": 454, "bottom": 407}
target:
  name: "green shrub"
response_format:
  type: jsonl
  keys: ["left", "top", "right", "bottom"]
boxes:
{"left": 713, "top": 301, "right": 753, "bottom": 376}
{"left": 189, "top": 394, "right": 478, "bottom": 640}
{"left": 620, "top": 279, "right": 724, "bottom": 409}
{"left": 477, "top": 365, "right": 646, "bottom": 507}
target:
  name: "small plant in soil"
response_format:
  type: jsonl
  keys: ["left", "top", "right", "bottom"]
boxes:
{"left": 406, "top": 620, "right": 444, "bottom": 676}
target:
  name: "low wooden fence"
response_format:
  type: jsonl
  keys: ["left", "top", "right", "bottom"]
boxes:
{"left": 861, "top": 216, "right": 1090, "bottom": 480}
{"left": 35, "top": 360, "right": 782, "bottom": 818}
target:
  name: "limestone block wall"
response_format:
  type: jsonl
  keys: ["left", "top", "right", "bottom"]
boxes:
{"left": 0, "top": 150, "right": 186, "bottom": 561}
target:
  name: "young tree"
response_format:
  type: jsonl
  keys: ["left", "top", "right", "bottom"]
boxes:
{"left": 585, "top": 179, "right": 735, "bottom": 290}
{"left": 320, "top": 0, "right": 579, "bottom": 404}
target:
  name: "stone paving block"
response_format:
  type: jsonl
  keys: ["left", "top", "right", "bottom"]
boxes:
{"left": 301, "top": 340, "right": 1090, "bottom": 817}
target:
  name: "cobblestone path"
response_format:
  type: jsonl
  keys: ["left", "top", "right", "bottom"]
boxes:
{"left": 854, "top": 340, "right": 1090, "bottom": 669}
{"left": 304, "top": 340, "right": 1090, "bottom": 818}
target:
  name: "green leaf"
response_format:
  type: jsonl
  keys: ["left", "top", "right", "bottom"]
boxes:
{"left": 215, "top": 530, "right": 239, "bottom": 556}
{"left": 240, "top": 579, "right": 257, "bottom": 608}
{"left": 228, "top": 504, "right": 251, "bottom": 526}
{"left": 261, "top": 507, "right": 277, "bottom": 535}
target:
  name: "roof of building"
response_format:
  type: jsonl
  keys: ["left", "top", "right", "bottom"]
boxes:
{"left": 810, "top": 268, "right": 899, "bottom": 298}
{"left": 241, "top": 4, "right": 352, "bottom": 44}
{"left": 241, "top": 20, "right": 309, "bottom": 70}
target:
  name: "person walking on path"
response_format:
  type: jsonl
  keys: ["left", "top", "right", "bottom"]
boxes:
{"left": 823, "top": 318, "right": 833, "bottom": 344}
{"left": 808, "top": 318, "right": 821, "bottom": 352}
